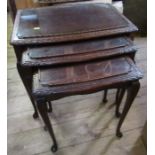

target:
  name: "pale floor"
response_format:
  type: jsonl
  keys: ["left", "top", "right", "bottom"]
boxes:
{"left": 7, "top": 15, "right": 147, "bottom": 155}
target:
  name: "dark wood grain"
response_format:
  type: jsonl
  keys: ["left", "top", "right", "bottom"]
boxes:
{"left": 17, "top": 3, "right": 128, "bottom": 38}
{"left": 39, "top": 57, "right": 132, "bottom": 86}
{"left": 11, "top": 2, "right": 138, "bottom": 45}
{"left": 33, "top": 57, "right": 143, "bottom": 99}
{"left": 32, "top": 56, "right": 143, "bottom": 153}
{"left": 29, "top": 37, "right": 130, "bottom": 59}
{"left": 21, "top": 37, "right": 137, "bottom": 66}
{"left": 9, "top": 2, "right": 143, "bottom": 152}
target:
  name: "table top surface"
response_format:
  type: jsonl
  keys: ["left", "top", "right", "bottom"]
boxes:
{"left": 33, "top": 57, "right": 143, "bottom": 99}
{"left": 11, "top": 1, "right": 138, "bottom": 45}
{"left": 39, "top": 57, "right": 132, "bottom": 86}
{"left": 22, "top": 36, "right": 136, "bottom": 66}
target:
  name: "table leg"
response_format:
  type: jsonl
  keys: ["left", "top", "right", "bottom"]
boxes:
{"left": 17, "top": 63, "right": 39, "bottom": 119}
{"left": 47, "top": 101, "right": 53, "bottom": 112}
{"left": 115, "top": 88, "right": 126, "bottom": 118}
{"left": 103, "top": 88, "right": 124, "bottom": 105}
{"left": 115, "top": 88, "right": 121, "bottom": 105}
{"left": 103, "top": 89, "right": 108, "bottom": 103}
{"left": 36, "top": 98, "right": 58, "bottom": 152}
{"left": 116, "top": 81, "right": 140, "bottom": 138}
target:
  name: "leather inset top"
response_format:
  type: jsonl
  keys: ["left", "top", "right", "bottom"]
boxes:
{"left": 17, "top": 2, "right": 136, "bottom": 41}
{"left": 22, "top": 37, "right": 136, "bottom": 66}
{"left": 28, "top": 37, "right": 129, "bottom": 58}
{"left": 39, "top": 57, "right": 132, "bottom": 86}
{"left": 33, "top": 57, "right": 143, "bottom": 98}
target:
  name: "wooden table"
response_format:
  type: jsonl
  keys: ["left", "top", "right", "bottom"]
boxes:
{"left": 10, "top": 2, "right": 142, "bottom": 152}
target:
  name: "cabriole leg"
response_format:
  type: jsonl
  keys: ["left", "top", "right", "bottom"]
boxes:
{"left": 47, "top": 101, "right": 52, "bottom": 112}
{"left": 116, "top": 81, "right": 140, "bottom": 138}
{"left": 115, "top": 88, "right": 126, "bottom": 118}
{"left": 115, "top": 88, "right": 121, "bottom": 105}
{"left": 17, "top": 63, "right": 39, "bottom": 119}
{"left": 36, "top": 98, "right": 58, "bottom": 152}
{"left": 103, "top": 89, "right": 108, "bottom": 103}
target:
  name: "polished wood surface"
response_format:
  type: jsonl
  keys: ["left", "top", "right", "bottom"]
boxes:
{"left": 33, "top": 56, "right": 142, "bottom": 152}
{"left": 33, "top": 57, "right": 142, "bottom": 99}
{"left": 39, "top": 57, "right": 132, "bottom": 86}
{"left": 29, "top": 37, "right": 131, "bottom": 58}
{"left": 9, "top": 2, "right": 143, "bottom": 152}
{"left": 22, "top": 37, "right": 136, "bottom": 66}
{"left": 17, "top": 4, "right": 128, "bottom": 38}
{"left": 8, "top": 23, "right": 147, "bottom": 154}
{"left": 11, "top": 2, "right": 138, "bottom": 45}
{"left": 11, "top": 2, "right": 138, "bottom": 122}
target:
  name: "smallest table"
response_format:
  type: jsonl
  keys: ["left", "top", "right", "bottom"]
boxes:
{"left": 32, "top": 56, "right": 143, "bottom": 152}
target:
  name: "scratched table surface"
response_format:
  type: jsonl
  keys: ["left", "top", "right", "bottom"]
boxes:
{"left": 7, "top": 14, "right": 147, "bottom": 155}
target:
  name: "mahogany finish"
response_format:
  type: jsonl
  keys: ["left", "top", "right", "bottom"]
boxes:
{"left": 28, "top": 37, "right": 132, "bottom": 58}
{"left": 39, "top": 57, "right": 132, "bottom": 86}
{"left": 22, "top": 37, "right": 136, "bottom": 66}
{"left": 11, "top": 2, "right": 138, "bottom": 45}
{"left": 33, "top": 57, "right": 142, "bottom": 152}
{"left": 10, "top": 2, "right": 143, "bottom": 153}
{"left": 33, "top": 57, "right": 142, "bottom": 99}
